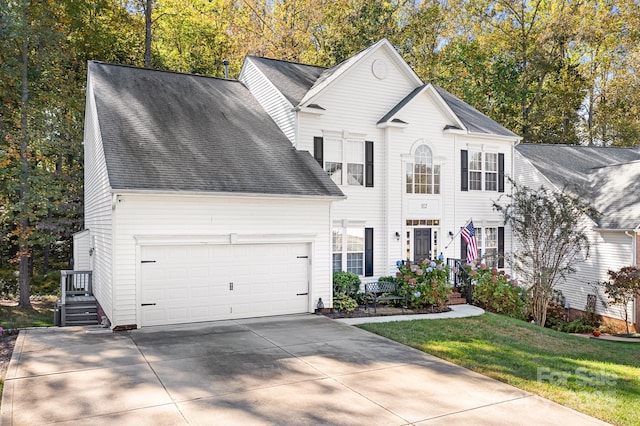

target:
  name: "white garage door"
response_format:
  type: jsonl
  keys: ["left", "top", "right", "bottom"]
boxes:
{"left": 140, "top": 243, "right": 310, "bottom": 326}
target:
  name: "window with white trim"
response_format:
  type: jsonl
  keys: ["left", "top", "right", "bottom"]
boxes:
{"left": 477, "top": 227, "right": 498, "bottom": 266}
{"left": 462, "top": 150, "right": 504, "bottom": 192}
{"left": 332, "top": 226, "right": 373, "bottom": 276}
{"left": 324, "top": 138, "right": 343, "bottom": 185}
{"left": 485, "top": 153, "right": 498, "bottom": 191}
{"left": 346, "top": 140, "right": 364, "bottom": 185}
{"left": 346, "top": 228, "right": 364, "bottom": 275}
{"left": 469, "top": 151, "right": 482, "bottom": 191}
{"left": 332, "top": 229, "right": 343, "bottom": 273}
{"left": 406, "top": 145, "right": 440, "bottom": 194}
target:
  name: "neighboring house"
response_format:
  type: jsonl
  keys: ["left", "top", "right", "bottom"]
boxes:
{"left": 78, "top": 39, "right": 520, "bottom": 329}
{"left": 515, "top": 144, "right": 640, "bottom": 330}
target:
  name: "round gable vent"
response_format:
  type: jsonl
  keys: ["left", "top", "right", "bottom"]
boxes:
{"left": 371, "top": 59, "right": 388, "bottom": 80}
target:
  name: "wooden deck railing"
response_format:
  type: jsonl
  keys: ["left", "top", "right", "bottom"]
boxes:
{"left": 60, "top": 270, "right": 93, "bottom": 305}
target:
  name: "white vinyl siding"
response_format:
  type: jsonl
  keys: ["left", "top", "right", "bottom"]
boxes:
{"left": 112, "top": 194, "right": 333, "bottom": 327}
{"left": 297, "top": 48, "right": 417, "bottom": 280}
{"left": 515, "top": 151, "right": 635, "bottom": 322}
{"left": 239, "top": 58, "right": 296, "bottom": 144}
{"left": 73, "top": 230, "right": 91, "bottom": 271}
{"left": 83, "top": 75, "right": 114, "bottom": 322}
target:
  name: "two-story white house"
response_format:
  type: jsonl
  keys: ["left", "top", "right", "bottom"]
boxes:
{"left": 77, "top": 39, "right": 520, "bottom": 329}
{"left": 240, "top": 39, "right": 520, "bottom": 277}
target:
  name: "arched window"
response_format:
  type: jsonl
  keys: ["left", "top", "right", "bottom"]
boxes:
{"left": 406, "top": 145, "right": 440, "bottom": 194}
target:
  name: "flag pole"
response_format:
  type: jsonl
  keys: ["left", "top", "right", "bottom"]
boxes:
{"left": 444, "top": 217, "right": 473, "bottom": 249}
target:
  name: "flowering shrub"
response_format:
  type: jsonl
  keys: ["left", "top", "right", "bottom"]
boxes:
{"left": 466, "top": 263, "right": 528, "bottom": 320}
{"left": 396, "top": 259, "right": 451, "bottom": 309}
{"left": 332, "top": 271, "right": 360, "bottom": 312}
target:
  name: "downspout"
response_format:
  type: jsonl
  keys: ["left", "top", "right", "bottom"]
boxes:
{"left": 625, "top": 224, "right": 639, "bottom": 328}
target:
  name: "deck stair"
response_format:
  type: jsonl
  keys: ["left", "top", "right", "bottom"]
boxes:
{"left": 58, "top": 270, "right": 98, "bottom": 326}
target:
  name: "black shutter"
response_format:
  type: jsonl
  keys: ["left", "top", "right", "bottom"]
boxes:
{"left": 498, "top": 153, "right": 505, "bottom": 193}
{"left": 498, "top": 226, "right": 505, "bottom": 268}
{"left": 460, "top": 235, "right": 467, "bottom": 261}
{"left": 313, "top": 137, "right": 323, "bottom": 167}
{"left": 364, "top": 228, "right": 374, "bottom": 277}
{"left": 365, "top": 141, "right": 374, "bottom": 187}
{"left": 461, "top": 150, "right": 468, "bottom": 191}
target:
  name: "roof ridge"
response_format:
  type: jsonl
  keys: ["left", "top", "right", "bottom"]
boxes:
{"left": 88, "top": 60, "right": 239, "bottom": 82}
{"left": 247, "top": 56, "right": 327, "bottom": 70}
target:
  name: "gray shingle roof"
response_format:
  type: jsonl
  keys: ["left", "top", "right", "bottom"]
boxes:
{"left": 89, "top": 61, "right": 343, "bottom": 198}
{"left": 378, "top": 84, "right": 519, "bottom": 138}
{"left": 248, "top": 56, "right": 325, "bottom": 106}
{"left": 516, "top": 144, "right": 640, "bottom": 229}
{"left": 431, "top": 85, "right": 519, "bottom": 137}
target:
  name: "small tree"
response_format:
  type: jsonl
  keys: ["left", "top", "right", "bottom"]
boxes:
{"left": 603, "top": 266, "right": 640, "bottom": 335}
{"left": 493, "top": 180, "right": 593, "bottom": 327}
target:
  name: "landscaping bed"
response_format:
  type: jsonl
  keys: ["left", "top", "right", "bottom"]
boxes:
{"left": 322, "top": 305, "right": 451, "bottom": 319}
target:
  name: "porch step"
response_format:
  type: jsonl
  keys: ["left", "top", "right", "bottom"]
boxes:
{"left": 446, "top": 291, "right": 467, "bottom": 306}
{"left": 61, "top": 300, "right": 99, "bottom": 326}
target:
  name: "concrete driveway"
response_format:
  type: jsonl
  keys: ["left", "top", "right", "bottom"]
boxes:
{"left": 1, "top": 314, "right": 607, "bottom": 425}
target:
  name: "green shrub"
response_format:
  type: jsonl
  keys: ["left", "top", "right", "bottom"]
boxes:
{"left": 31, "top": 270, "right": 61, "bottom": 296}
{"left": 396, "top": 259, "right": 451, "bottom": 309}
{"left": 555, "top": 318, "right": 596, "bottom": 333}
{"left": 377, "top": 275, "right": 396, "bottom": 283}
{"left": 0, "top": 268, "right": 18, "bottom": 298}
{"left": 332, "top": 293, "right": 358, "bottom": 312}
{"left": 543, "top": 290, "right": 566, "bottom": 329}
{"left": 333, "top": 271, "right": 361, "bottom": 297}
{"left": 468, "top": 264, "right": 528, "bottom": 320}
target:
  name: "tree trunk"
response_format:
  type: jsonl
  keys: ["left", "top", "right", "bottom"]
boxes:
{"left": 18, "top": 0, "right": 32, "bottom": 309}
{"left": 144, "top": 0, "right": 152, "bottom": 68}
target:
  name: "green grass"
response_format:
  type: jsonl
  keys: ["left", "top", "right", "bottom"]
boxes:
{"left": 0, "top": 296, "right": 57, "bottom": 329}
{"left": 359, "top": 313, "right": 640, "bottom": 426}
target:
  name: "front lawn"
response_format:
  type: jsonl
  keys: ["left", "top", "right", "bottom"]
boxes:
{"left": 359, "top": 313, "right": 639, "bottom": 426}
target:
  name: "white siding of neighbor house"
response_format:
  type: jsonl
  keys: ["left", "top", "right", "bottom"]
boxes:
{"left": 296, "top": 47, "right": 419, "bottom": 281}
{"left": 111, "top": 194, "right": 333, "bottom": 327}
{"left": 515, "top": 151, "right": 635, "bottom": 323}
{"left": 239, "top": 58, "right": 296, "bottom": 144}
{"left": 83, "top": 74, "right": 114, "bottom": 322}
{"left": 72, "top": 230, "right": 91, "bottom": 271}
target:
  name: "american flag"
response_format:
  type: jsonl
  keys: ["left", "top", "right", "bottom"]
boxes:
{"left": 461, "top": 220, "right": 478, "bottom": 263}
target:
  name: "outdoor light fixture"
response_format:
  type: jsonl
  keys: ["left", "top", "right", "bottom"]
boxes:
{"left": 448, "top": 230, "right": 454, "bottom": 237}
{"left": 395, "top": 231, "right": 400, "bottom": 241}
{"left": 317, "top": 298, "right": 324, "bottom": 310}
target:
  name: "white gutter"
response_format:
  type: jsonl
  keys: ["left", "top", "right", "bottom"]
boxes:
{"left": 110, "top": 188, "right": 346, "bottom": 201}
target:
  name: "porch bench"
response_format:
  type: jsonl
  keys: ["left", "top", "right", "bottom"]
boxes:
{"left": 364, "top": 281, "right": 407, "bottom": 313}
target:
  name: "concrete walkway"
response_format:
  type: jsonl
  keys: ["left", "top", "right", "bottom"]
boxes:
{"left": 1, "top": 314, "right": 608, "bottom": 425}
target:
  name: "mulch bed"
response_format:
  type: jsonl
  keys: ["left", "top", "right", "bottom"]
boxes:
{"left": 0, "top": 334, "right": 18, "bottom": 381}
{"left": 322, "top": 305, "right": 451, "bottom": 319}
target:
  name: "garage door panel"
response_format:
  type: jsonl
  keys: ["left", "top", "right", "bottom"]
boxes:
{"left": 140, "top": 243, "right": 309, "bottom": 326}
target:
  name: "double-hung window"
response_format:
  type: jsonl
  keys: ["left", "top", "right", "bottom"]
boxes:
{"left": 332, "top": 226, "right": 374, "bottom": 276}
{"left": 346, "top": 140, "right": 364, "bottom": 185}
{"left": 468, "top": 151, "right": 482, "bottom": 191}
{"left": 485, "top": 153, "right": 498, "bottom": 191}
{"left": 461, "top": 226, "right": 504, "bottom": 267}
{"left": 461, "top": 150, "right": 504, "bottom": 192}
{"left": 324, "top": 138, "right": 343, "bottom": 185}
{"left": 314, "top": 136, "right": 374, "bottom": 187}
